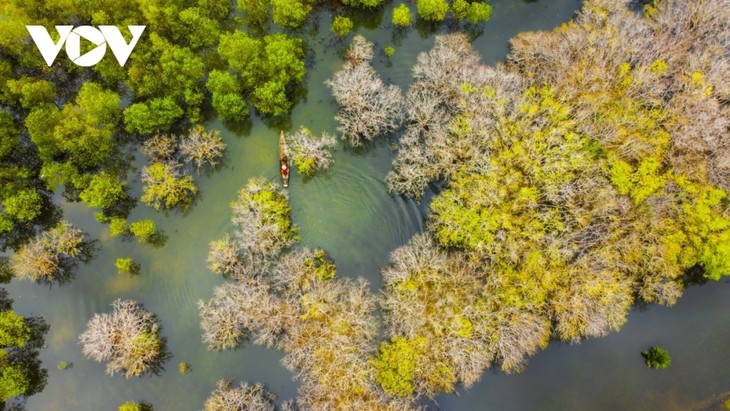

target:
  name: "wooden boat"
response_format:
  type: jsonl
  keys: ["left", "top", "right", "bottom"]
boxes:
{"left": 279, "top": 131, "right": 290, "bottom": 188}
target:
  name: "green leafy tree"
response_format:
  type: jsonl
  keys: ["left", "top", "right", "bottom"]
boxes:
{"left": 79, "top": 172, "right": 126, "bottom": 209}
{"left": 141, "top": 163, "right": 197, "bottom": 211}
{"left": 217, "top": 32, "right": 304, "bottom": 117}
{"left": 129, "top": 220, "right": 156, "bottom": 243}
{"left": 341, "top": 0, "right": 383, "bottom": 8}
{"left": 466, "top": 2, "right": 492, "bottom": 24}
{"left": 643, "top": 346, "right": 671, "bottom": 369}
{"left": 250, "top": 80, "right": 290, "bottom": 116}
{"left": 39, "top": 161, "right": 80, "bottom": 190}
{"left": 2, "top": 189, "right": 42, "bottom": 223}
{"left": 118, "top": 402, "right": 143, "bottom": 411}
{"left": 124, "top": 97, "right": 185, "bottom": 135}
{"left": 418, "top": 0, "right": 449, "bottom": 22}
{"left": 179, "top": 7, "right": 221, "bottom": 49}
{"left": 25, "top": 105, "right": 63, "bottom": 162}
{"left": 126, "top": 33, "right": 205, "bottom": 121}
{"left": 0, "top": 289, "right": 49, "bottom": 405}
{"left": 206, "top": 71, "right": 249, "bottom": 121}
{"left": 5, "top": 77, "right": 56, "bottom": 110}
{"left": 237, "top": 0, "right": 270, "bottom": 28}
{"left": 308, "top": 249, "right": 337, "bottom": 281}
{"left": 53, "top": 82, "right": 121, "bottom": 169}
{"left": 451, "top": 0, "right": 468, "bottom": 19}
{"left": 115, "top": 258, "right": 140, "bottom": 275}
{"left": 0, "top": 215, "right": 14, "bottom": 235}
{"left": 0, "top": 310, "right": 30, "bottom": 348}
{"left": 109, "top": 217, "right": 129, "bottom": 237}
{"left": 263, "top": 34, "right": 306, "bottom": 84}
{"left": 0, "top": 355, "right": 29, "bottom": 401}
{"left": 217, "top": 31, "right": 264, "bottom": 90}
{"left": 0, "top": 110, "right": 18, "bottom": 159}
{"left": 392, "top": 3, "right": 412, "bottom": 27}
{"left": 331, "top": 16, "right": 354, "bottom": 37}
{"left": 271, "top": 0, "right": 311, "bottom": 28}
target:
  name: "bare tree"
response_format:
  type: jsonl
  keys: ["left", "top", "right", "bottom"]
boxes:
{"left": 11, "top": 222, "right": 86, "bottom": 283}
{"left": 507, "top": 0, "right": 730, "bottom": 192}
{"left": 207, "top": 235, "right": 244, "bottom": 277}
{"left": 345, "top": 35, "right": 374, "bottom": 64}
{"left": 199, "top": 241, "right": 414, "bottom": 409}
{"left": 230, "top": 178, "right": 297, "bottom": 266}
{"left": 287, "top": 127, "right": 337, "bottom": 176}
{"left": 198, "top": 281, "right": 288, "bottom": 350}
{"left": 79, "top": 299, "right": 164, "bottom": 378}
{"left": 180, "top": 125, "right": 226, "bottom": 171}
{"left": 326, "top": 35, "right": 404, "bottom": 146}
{"left": 387, "top": 33, "right": 524, "bottom": 200}
{"left": 203, "top": 380, "right": 276, "bottom": 411}
{"left": 141, "top": 134, "right": 178, "bottom": 164}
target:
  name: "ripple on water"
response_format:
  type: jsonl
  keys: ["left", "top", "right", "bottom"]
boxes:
{"left": 290, "top": 143, "right": 423, "bottom": 285}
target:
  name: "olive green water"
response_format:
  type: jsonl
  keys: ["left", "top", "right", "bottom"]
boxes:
{"left": 5, "top": 1, "right": 730, "bottom": 410}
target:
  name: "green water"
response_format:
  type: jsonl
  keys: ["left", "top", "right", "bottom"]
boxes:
{"left": 5, "top": 1, "right": 729, "bottom": 410}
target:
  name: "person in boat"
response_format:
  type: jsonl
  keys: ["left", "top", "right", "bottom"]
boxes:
{"left": 281, "top": 163, "right": 288, "bottom": 176}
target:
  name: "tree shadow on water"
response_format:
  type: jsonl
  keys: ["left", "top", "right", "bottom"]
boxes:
{"left": 0, "top": 291, "right": 50, "bottom": 411}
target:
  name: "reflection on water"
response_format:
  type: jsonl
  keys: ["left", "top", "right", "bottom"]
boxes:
{"left": 7, "top": 1, "right": 729, "bottom": 410}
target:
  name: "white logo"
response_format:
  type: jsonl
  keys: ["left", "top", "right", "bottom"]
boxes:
{"left": 26, "top": 25, "right": 146, "bottom": 67}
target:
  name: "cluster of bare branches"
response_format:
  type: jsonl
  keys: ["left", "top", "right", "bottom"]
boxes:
{"left": 78, "top": 299, "right": 165, "bottom": 378}
{"left": 380, "top": 234, "right": 542, "bottom": 394}
{"left": 139, "top": 125, "right": 225, "bottom": 212}
{"left": 345, "top": 35, "right": 374, "bottom": 64}
{"left": 508, "top": 0, "right": 730, "bottom": 192}
{"left": 195, "top": 0, "right": 730, "bottom": 405}
{"left": 142, "top": 125, "right": 226, "bottom": 172}
{"left": 198, "top": 280, "right": 286, "bottom": 350}
{"left": 229, "top": 178, "right": 297, "bottom": 271}
{"left": 141, "top": 133, "right": 178, "bottom": 164}
{"left": 179, "top": 125, "right": 226, "bottom": 171}
{"left": 286, "top": 127, "right": 337, "bottom": 176}
{"left": 206, "top": 235, "right": 244, "bottom": 278}
{"left": 10, "top": 222, "right": 86, "bottom": 283}
{"left": 386, "top": 34, "right": 524, "bottom": 199}
{"left": 200, "top": 248, "right": 408, "bottom": 409}
{"left": 203, "top": 380, "right": 276, "bottom": 411}
{"left": 381, "top": 0, "right": 730, "bottom": 396}
{"left": 326, "top": 35, "right": 404, "bottom": 147}
{"left": 200, "top": 185, "right": 415, "bottom": 409}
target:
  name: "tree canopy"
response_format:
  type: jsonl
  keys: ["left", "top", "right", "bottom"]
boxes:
{"left": 383, "top": 0, "right": 730, "bottom": 398}
{"left": 0, "top": 289, "right": 49, "bottom": 407}
{"left": 79, "top": 299, "right": 166, "bottom": 378}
